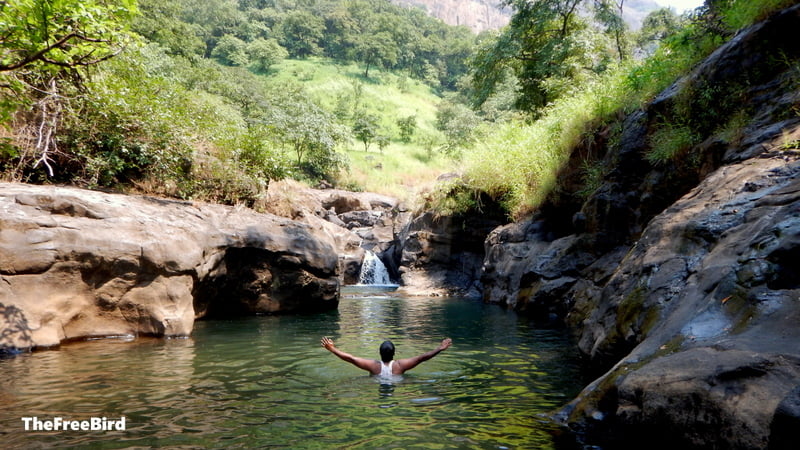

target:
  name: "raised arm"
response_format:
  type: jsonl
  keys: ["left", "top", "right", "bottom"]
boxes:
{"left": 395, "top": 338, "right": 452, "bottom": 373}
{"left": 321, "top": 337, "right": 380, "bottom": 374}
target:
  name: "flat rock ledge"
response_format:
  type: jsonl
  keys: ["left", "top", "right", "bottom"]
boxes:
{"left": 0, "top": 183, "right": 340, "bottom": 353}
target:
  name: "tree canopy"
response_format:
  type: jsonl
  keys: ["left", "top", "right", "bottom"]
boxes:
{"left": 132, "top": 0, "right": 477, "bottom": 90}
{"left": 468, "top": 0, "right": 632, "bottom": 112}
{"left": 0, "top": 0, "right": 137, "bottom": 73}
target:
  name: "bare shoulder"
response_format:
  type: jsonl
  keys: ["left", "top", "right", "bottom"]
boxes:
{"left": 358, "top": 358, "right": 382, "bottom": 375}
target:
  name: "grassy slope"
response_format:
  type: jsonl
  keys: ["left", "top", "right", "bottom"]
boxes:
{"left": 268, "top": 58, "right": 454, "bottom": 203}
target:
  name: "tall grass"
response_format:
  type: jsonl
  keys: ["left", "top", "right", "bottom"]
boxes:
{"left": 462, "top": 65, "right": 633, "bottom": 217}
{"left": 269, "top": 58, "right": 451, "bottom": 203}
{"left": 460, "top": 0, "right": 797, "bottom": 219}
{"left": 271, "top": 58, "right": 440, "bottom": 136}
{"left": 720, "top": 0, "right": 799, "bottom": 31}
{"left": 339, "top": 142, "right": 454, "bottom": 204}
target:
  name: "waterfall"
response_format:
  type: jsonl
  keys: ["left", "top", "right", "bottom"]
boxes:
{"left": 358, "top": 251, "right": 394, "bottom": 285}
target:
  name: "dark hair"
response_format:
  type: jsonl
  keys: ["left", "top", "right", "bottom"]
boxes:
{"left": 379, "top": 340, "right": 395, "bottom": 363}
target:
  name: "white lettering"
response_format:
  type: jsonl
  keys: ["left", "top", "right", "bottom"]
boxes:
{"left": 20, "top": 416, "right": 126, "bottom": 432}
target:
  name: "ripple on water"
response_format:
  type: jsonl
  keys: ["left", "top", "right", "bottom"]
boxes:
{"left": 0, "top": 295, "right": 583, "bottom": 449}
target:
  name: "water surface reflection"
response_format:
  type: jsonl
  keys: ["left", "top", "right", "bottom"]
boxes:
{"left": 0, "top": 295, "right": 583, "bottom": 449}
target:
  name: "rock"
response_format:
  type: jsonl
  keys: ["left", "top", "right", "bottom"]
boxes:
{"left": 261, "top": 179, "right": 410, "bottom": 284}
{"left": 0, "top": 183, "right": 340, "bottom": 352}
{"left": 398, "top": 205, "right": 506, "bottom": 298}
{"left": 480, "top": 5, "right": 800, "bottom": 448}
{"left": 391, "top": 0, "right": 510, "bottom": 33}
{"left": 585, "top": 348, "right": 800, "bottom": 450}
{"left": 338, "top": 210, "right": 382, "bottom": 229}
{"left": 770, "top": 385, "right": 800, "bottom": 450}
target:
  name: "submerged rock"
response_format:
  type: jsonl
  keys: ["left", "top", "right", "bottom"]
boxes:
{"left": 0, "top": 183, "right": 340, "bottom": 351}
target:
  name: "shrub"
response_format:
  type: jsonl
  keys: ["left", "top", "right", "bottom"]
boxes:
{"left": 646, "top": 124, "right": 697, "bottom": 166}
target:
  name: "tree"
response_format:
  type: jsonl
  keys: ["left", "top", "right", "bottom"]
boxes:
{"left": 471, "top": 0, "right": 585, "bottom": 111}
{"left": 435, "top": 102, "right": 481, "bottom": 154}
{"left": 376, "top": 134, "right": 390, "bottom": 154}
{"left": 254, "top": 87, "right": 349, "bottom": 179}
{"left": 180, "top": 0, "right": 248, "bottom": 58}
{"left": 635, "top": 7, "right": 684, "bottom": 57}
{"left": 0, "top": 0, "right": 137, "bottom": 73}
{"left": 133, "top": 0, "right": 206, "bottom": 58}
{"left": 353, "top": 114, "right": 379, "bottom": 152}
{"left": 595, "top": 0, "right": 629, "bottom": 62}
{"left": 470, "top": 0, "right": 626, "bottom": 112}
{"left": 280, "top": 10, "right": 325, "bottom": 58}
{"left": 396, "top": 115, "right": 417, "bottom": 143}
{"left": 247, "top": 38, "right": 287, "bottom": 73}
{"left": 212, "top": 34, "right": 249, "bottom": 66}
{"left": 353, "top": 31, "right": 398, "bottom": 78}
{"left": 0, "top": 0, "right": 137, "bottom": 178}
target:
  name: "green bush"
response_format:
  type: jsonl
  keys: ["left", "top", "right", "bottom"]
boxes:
{"left": 646, "top": 124, "right": 698, "bottom": 165}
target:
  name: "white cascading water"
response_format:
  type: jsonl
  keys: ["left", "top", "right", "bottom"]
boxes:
{"left": 358, "top": 251, "right": 393, "bottom": 285}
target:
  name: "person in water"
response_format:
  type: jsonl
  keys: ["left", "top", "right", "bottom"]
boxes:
{"left": 320, "top": 337, "right": 452, "bottom": 376}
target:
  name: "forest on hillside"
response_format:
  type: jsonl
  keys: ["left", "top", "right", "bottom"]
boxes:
{"left": 0, "top": 0, "right": 794, "bottom": 214}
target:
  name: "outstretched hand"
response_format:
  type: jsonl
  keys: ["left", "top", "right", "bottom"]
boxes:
{"left": 439, "top": 338, "right": 452, "bottom": 351}
{"left": 321, "top": 337, "right": 336, "bottom": 351}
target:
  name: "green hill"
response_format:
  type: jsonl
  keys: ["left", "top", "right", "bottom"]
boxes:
{"left": 270, "top": 58, "right": 453, "bottom": 200}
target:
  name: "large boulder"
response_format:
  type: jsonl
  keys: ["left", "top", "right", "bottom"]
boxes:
{"left": 0, "top": 183, "right": 340, "bottom": 353}
{"left": 559, "top": 156, "right": 800, "bottom": 449}
{"left": 398, "top": 202, "right": 506, "bottom": 297}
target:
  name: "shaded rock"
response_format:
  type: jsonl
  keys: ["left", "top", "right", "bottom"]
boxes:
{"left": 770, "top": 385, "right": 800, "bottom": 450}
{"left": 398, "top": 205, "right": 506, "bottom": 298}
{"left": 0, "top": 183, "right": 340, "bottom": 351}
{"left": 339, "top": 210, "right": 383, "bottom": 229}
{"left": 579, "top": 348, "right": 800, "bottom": 450}
{"left": 479, "top": 5, "right": 800, "bottom": 449}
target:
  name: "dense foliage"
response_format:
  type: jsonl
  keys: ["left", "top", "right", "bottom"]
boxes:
{"left": 458, "top": 0, "right": 800, "bottom": 217}
{"left": 1, "top": 0, "right": 797, "bottom": 214}
{"left": 0, "top": 0, "right": 476, "bottom": 204}
{"left": 134, "top": 0, "right": 476, "bottom": 90}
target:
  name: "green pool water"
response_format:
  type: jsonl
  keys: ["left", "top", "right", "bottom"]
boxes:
{"left": 0, "top": 293, "right": 584, "bottom": 449}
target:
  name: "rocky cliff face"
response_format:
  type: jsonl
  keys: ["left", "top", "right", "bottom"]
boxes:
{"left": 0, "top": 183, "right": 340, "bottom": 353}
{"left": 390, "top": 0, "right": 660, "bottom": 33}
{"left": 395, "top": 207, "right": 505, "bottom": 297}
{"left": 481, "top": 5, "right": 800, "bottom": 449}
{"left": 391, "top": 0, "right": 511, "bottom": 33}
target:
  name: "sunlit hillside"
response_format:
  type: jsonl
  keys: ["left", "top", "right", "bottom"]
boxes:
{"left": 269, "top": 58, "right": 455, "bottom": 202}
